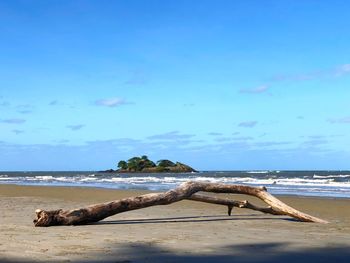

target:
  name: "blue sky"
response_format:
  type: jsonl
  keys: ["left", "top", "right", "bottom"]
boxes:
{"left": 1, "top": 0, "right": 350, "bottom": 171}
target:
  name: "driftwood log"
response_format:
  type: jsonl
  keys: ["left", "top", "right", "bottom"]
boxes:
{"left": 33, "top": 181, "right": 328, "bottom": 227}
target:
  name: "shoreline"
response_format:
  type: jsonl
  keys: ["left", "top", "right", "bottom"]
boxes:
{"left": 1, "top": 184, "right": 350, "bottom": 262}
{"left": 1, "top": 182, "right": 350, "bottom": 200}
{"left": 1, "top": 170, "right": 349, "bottom": 199}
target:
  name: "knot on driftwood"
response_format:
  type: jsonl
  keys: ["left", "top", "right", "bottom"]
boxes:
{"left": 33, "top": 209, "right": 63, "bottom": 227}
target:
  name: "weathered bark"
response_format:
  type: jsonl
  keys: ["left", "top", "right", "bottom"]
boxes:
{"left": 188, "top": 194, "right": 284, "bottom": 216}
{"left": 33, "top": 181, "right": 328, "bottom": 227}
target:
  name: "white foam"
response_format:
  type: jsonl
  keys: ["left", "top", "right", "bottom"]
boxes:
{"left": 313, "top": 174, "right": 350, "bottom": 179}
{"left": 34, "top": 176, "right": 54, "bottom": 180}
{"left": 246, "top": 171, "right": 269, "bottom": 174}
{"left": 1, "top": 172, "right": 350, "bottom": 198}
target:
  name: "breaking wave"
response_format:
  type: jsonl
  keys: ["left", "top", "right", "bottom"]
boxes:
{"left": 1, "top": 171, "right": 349, "bottom": 198}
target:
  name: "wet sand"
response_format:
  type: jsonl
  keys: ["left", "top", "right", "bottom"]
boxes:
{"left": 0, "top": 184, "right": 350, "bottom": 262}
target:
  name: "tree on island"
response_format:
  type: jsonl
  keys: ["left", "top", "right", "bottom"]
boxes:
{"left": 117, "top": 155, "right": 156, "bottom": 172}
{"left": 126, "top": 157, "right": 142, "bottom": 171}
{"left": 117, "top": 160, "right": 128, "bottom": 170}
{"left": 112, "top": 155, "right": 196, "bottom": 173}
{"left": 157, "top": 159, "right": 176, "bottom": 167}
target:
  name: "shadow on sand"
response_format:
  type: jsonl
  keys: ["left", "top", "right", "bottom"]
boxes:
{"left": 79, "top": 242, "right": 350, "bottom": 263}
{"left": 92, "top": 214, "right": 298, "bottom": 225}
{"left": 2, "top": 242, "right": 350, "bottom": 263}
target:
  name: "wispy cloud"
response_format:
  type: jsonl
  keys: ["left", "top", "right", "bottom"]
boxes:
{"left": 302, "top": 139, "right": 328, "bottom": 147}
{"left": 334, "top": 64, "right": 350, "bottom": 77}
{"left": 16, "top": 104, "right": 34, "bottom": 114}
{"left": 253, "top": 141, "right": 291, "bottom": 147}
{"left": 0, "top": 101, "right": 10, "bottom": 107}
{"left": 271, "top": 63, "right": 350, "bottom": 82}
{"left": 214, "top": 135, "right": 254, "bottom": 142}
{"left": 238, "top": 121, "right": 258, "bottom": 128}
{"left": 239, "top": 85, "right": 269, "bottom": 94}
{"left": 1, "top": 118, "right": 26, "bottom": 124}
{"left": 300, "top": 135, "right": 343, "bottom": 141}
{"left": 214, "top": 137, "right": 233, "bottom": 142}
{"left": 49, "top": 100, "right": 59, "bottom": 106}
{"left": 241, "top": 63, "right": 350, "bottom": 97}
{"left": 95, "top": 97, "right": 131, "bottom": 107}
{"left": 86, "top": 138, "right": 142, "bottom": 147}
{"left": 208, "top": 132, "right": 223, "bottom": 136}
{"left": 66, "top": 124, "right": 85, "bottom": 131}
{"left": 327, "top": 116, "right": 350, "bottom": 124}
{"left": 55, "top": 139, "right": 70, "bottom": 144}
{"left": 12, "top": 129, "right": 24, "bottom": 135}
{"left": 147, "top": 131, "right": 195, "bottom": 141}
{"left": 303, "top": 135, "right": 327, "bottom": 139}
{"left": 18, "top": 110, "right": 33, "bottom": 114}
{"left": 232, "top": 136, "right": 254, "bottom": 141}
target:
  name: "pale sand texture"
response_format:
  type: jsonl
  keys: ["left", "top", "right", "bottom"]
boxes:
{"left": 0, "top": 184, "right": 350, "bottom": 262}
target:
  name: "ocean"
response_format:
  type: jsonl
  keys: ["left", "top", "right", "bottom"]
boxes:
{"left": 0, "top": 170, "right": 349, "bottom": 198}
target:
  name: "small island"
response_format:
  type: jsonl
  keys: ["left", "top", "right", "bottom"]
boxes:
{"left": 101, "top": 155, "right": 197, "bottom": 173}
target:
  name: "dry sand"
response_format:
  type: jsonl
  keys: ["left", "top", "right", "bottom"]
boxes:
{"left": 0, "top": 184, "right": 350, "bottom": 262}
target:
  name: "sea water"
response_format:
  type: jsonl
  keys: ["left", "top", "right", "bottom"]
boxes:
{"left": 0, "top": 170, "right": 349, "bottom": 198}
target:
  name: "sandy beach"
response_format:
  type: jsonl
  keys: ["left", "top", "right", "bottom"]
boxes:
{"left": 1, "top": 184, "right": 350, "bottom": 262}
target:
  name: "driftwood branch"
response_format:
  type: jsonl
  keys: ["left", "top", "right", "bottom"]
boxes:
{"left": 33, "top": 182, "right": 328, "bottom": 227}
{"left": 189, "top": 194, "right": 283, "bottom": 216}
